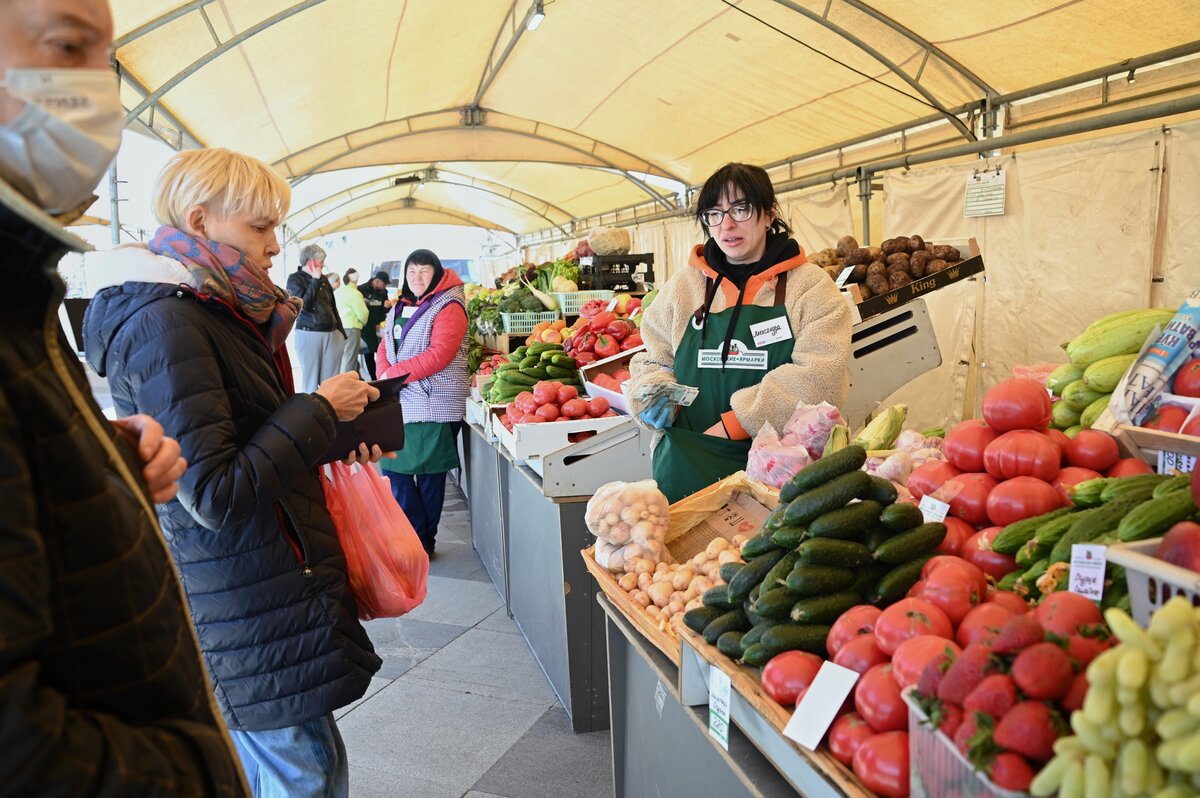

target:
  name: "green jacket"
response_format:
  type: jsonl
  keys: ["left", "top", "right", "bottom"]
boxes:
{"left": 334, "top": 282, "right": 369, "bottom": 329}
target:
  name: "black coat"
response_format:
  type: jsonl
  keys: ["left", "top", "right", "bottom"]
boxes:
{"left": 0, "top": 187, "right": 248, "bottom": 795}
{"left": 287, "top": 268, "right": 343, "bottom": 332}
{"left": 85, "top": 263, "right": 380, "bottom": 732}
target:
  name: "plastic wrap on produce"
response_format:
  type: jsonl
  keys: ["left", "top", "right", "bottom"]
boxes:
{"left": 781, "top": 401, "right": 845, "bottom": 460}
{"left": 746, "top": 423, "right": 812, "bottom": 489}
{"left": 586, "top": 480, "right": 671, "bottom": 571}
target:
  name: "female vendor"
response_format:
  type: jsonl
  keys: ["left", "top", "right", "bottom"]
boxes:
{"left": 628, "top": 162, "right": 852, "bottom": 503}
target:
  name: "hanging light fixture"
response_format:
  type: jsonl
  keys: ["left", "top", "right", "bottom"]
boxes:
{"left": 527, "top": 1, "right": 546, "bottom": 31}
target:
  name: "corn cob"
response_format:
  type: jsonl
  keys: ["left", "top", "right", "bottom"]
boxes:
{"left": 850, "top": 404, "right": 906, "bottom": 451}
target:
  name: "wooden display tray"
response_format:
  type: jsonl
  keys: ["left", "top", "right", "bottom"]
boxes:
{"left": 581, "top": 546, "right": 681, "bottom": 665}
{"left": 677, "top": 625, "right": 873, "bottom": 798}
{"left": 1111, "top": 424, "right": 1200, "bottom": 462}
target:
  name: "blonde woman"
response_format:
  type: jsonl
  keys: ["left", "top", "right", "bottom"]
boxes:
{"left": 84, "top": 148, "right": 383, "bottom": 797}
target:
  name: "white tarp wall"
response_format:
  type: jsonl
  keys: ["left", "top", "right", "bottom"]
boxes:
{"left": 1161, "top": 120, "right": 1200, "bottom": 306}
{"left": 780, "top": 184, "right": 856, "bottom": 257}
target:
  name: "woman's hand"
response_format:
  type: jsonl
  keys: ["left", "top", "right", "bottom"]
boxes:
{"left": 702, "top": 420, "right": 729, "bottom": 439}
{"left": 342, "top": 443, "right": 396, "bottom": 465}
{"left": 111, "top": 414, "right": 188, "bottom": 503}
{"left": 316, "top": 372, "right": 380, "bottom": 421}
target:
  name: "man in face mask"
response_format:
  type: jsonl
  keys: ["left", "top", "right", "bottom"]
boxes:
{"left": 0, "top": 1, "right": 250, "bottom": 793}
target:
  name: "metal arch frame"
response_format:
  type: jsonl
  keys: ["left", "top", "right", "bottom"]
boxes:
{"left": 767, "top": 0, "right": 977, "bottom": 141}
{"left": 286, "top": 170, "right": 574, "bottom": 242}
{"left": 282, "top": 121, "right": 681, "bottom": 210}
{"left": 113, "top": 0, "right": 218, "bottom": 50}
{"left": 303, "top": 200, "right": 516, "bottom": 240}
{"left": 116, "top": 64, "right": 206, "bottom": 149}
{"left": 473, "top": 0, "right": 538, "bottom": 105}
{"left": 123, "top": 0, "right": 329, "bottom": 127}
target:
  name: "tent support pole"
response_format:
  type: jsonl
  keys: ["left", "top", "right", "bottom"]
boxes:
{"left": 108, "top": 161, "right": 121, "bottom": 245}
{"left": 856, "top": 168, "right": 872, "bottom": 246}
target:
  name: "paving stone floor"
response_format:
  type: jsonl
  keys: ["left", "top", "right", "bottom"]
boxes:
{"left": 339, "top": 480, "right": 614, "bottom": 798}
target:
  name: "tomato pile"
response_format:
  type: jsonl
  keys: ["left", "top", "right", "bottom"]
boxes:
{"left": 498, "top": 380, "right": 618, "bottom": 433}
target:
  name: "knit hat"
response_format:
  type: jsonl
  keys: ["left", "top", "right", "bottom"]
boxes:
{"left": 373, "top": 270, "right": 391, "bottom": 284}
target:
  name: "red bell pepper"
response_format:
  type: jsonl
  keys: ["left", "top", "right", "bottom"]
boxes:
{"left": 621, "top": 333, "right": 643, "bottom": 350}
{"left": 577, "top": 331, "right": 596, "bottom": 353}
{"left": 606, "top": 319, "right": 635, "bottom": 341}
{"left": 594, "top": 333, "right": 621, "bottom": 359}
{"left": 589, "top": 311, "right": 616, "bottom": 332}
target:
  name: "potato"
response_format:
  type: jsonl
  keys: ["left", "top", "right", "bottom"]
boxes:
{"left": 858, "top": 284, "right": 872, "bottom": 300}
{"left": 672, "top": 566, "right": 695, "bottom": 591}
{"left": 618, "top": 572, "right": 638, "bottom": 591}
{"left": 731, "top": 534, "right": 748, "bottom": 547}
{"left": 910, "top": 250, "right": 929, "bottom": 275}
{"left": 886, "top": 252, "right": 910, "bottom": 268}
{"left": 866, "top": 246, "right": 883, "bottom": 260}
{"left": 682, "top": 586, "right": 699, "bottom": 601}
{"left": 633, "top": 558, "right": 655, "bottom": 575}
{"left": 866, "top": 273, "right": 890, "bottom": 296}
{"left": 927, "top": 258, "right": 948, "bottom": 274}
{"left": 692, "top": 576, "right": 714, "bottom": 594}
{"left": 685, "top": 597, "right": 704, "bottom": 611}
{"left": 645, "top": 604, "right": 661, "bottom": 617}
{"left": 836, "top": 235, "right": 860, "bottom": 258}
{"left": 867, "top": 262, "right": 887, "bottom": 278}
{"left": 932, "top": 245, "right": 960, "bottom": 261}
{"left": 717, "top": 549, "right": 741, "bottom": 566}
{"left": 822, "top": 264, "right": 841, "bottom": 281}
{"left": 889, "top": 270, "right": 913, "bottom": 290}
{"left": 652, "top": 571, "right": 670, "bottom": 585}
{"left": 648, "top": 581, "right": 674, "bottom": 608}
{"left": 654, "top": 561, "right": 669, "bottom": 573}
{"left": 880, "top": 238, "right": 905, "bottom": 256}
{"left": 907, "top": 235, "right": 925, "bottom": 252}
{"left": 637, "top": 572, "right": 652, "bottom": 591}
{"left": 666, "top": 600, "right": 685, "bottom": 617}
{"left": 706, "top": 538, "right": 731, "bottom": 557}
{"left": 631, "top": 590, "right": 651, "bottom": 608}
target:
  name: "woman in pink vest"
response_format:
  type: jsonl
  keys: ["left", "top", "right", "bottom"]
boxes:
{"left": 375, "top": 249, "right": 470, "bottom": 555}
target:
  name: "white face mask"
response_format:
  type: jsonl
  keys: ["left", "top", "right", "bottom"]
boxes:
{"left": 0, "top": 68, "right": 123, "bottom": 214}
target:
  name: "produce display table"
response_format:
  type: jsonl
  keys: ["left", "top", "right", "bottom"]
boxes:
{"left": 465, "top": 421, "right": 508, "bottom": 604}
{"left": 600, "top": 595, "right": 832, "bottom": 798}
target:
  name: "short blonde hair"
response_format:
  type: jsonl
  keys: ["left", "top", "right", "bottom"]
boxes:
{"left": 153, "top": 147, "right": 291, "bottom": 229}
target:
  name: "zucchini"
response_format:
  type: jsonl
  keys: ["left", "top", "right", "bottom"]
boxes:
{"left": 992, "top": 507, "right": 1076, "bottom": 555}
{"left": 717, "top": 630, "right": 746, "bottom": 659}
{"left": 740, "top": 621, "right": 778, "bottom": 651}
{"left": 851, "top": 563, "right": 892, "bottom": 601}
{"left": 1079, "top": 394, "right": 1111, "bottom": 429}
{"left": 702, "top": 585, "right": 738, "bottom": 612}
{"left": 761, "top": 551, "right": 801, "bottom": 592}
{"left": 1052, "top": 401, "right": 1083, "bottom": 429}
{"left": 1100, "top": 473, "right": 1172, "bottom": 503}
{"left": 727, "top": 548, "right": 786, "bottom": 604}
{"left": 1152, "top": 474, "right": 1192, "bottom": 499}
{"left": 996, "top": 570, "right": 1021, "bottom": 592}
{"left": 753, "top": 587, "right": 798, "bottom": 620}
{"left": 779, "top": 444, "right": 867, "bottom": 503}
{"left": 808, "top": 500, "right": 884, "bottom": 540}
{"left": 741, "top": 532, "right": 783, "bottom": 559}
{"left": 783, "top": 470, "right": 873, "bottom": 527}
{"left": 872, "top": 522, "right": 947, "bottom": 564}
{"left": 795, "top": 538, "right": 872, "bottom": 568}
{"left": 684, "top": 606, "right": 724, "bottom": 634}
{"left": 703, "top": 609, "right": 749, "bottom": 646}
{"left": 1016, "top": 538, "right": 1042, "bottom": 568}
{"left": 784, "top": 565, "right": 857, "bottom": 596}
{"left": 1071, "top": 478, "right": 1113, "bottom": 508}
{"left": 790, "top": 591, "right": 862, "bottom": 624}
{"left": 1117, "top": 489, "right": 1197, "bottom": 542}
{"left": 1062, "top": 379, "right": 1106, "bottom": 412}
{"left": 1047, "top": 362, "right": 1084, "bottom": 395}
{"left": 862, "top": 475, "right": 899, "bottom": 505}
{"left": 757, "top": 623, "right": 832, "bottom": 658}
{"left": 870, "top": 556, "right": 933, "bottom": 606}
{"left": 719, "top": 561, "right": 745, "bottom": 583}
{"left": 880, "top": 502, "right": 924, "bottom": 532}
{"left": 772, "top": 525, "right": 807, "bottom": 549}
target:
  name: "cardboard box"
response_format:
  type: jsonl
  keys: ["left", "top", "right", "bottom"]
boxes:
{"left": 580, "top": 345, "right": 643, "bottom": 414}
{"left": 855, "top": 238, "right": 985, "bottom": 321}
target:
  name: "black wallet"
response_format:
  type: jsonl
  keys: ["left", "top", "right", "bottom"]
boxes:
{"left": 320, "top": 375, "right": 408, "bottom": 464}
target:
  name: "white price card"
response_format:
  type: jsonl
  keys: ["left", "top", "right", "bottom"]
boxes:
{"left": 783, "top": 662, "right": 860, "bottom": 750}
{"left": 835, "top": 265, "right": 856, "bottom": 288}
{"left": 1158, "top": 451, "right": 1196, "bottom": 474}
{"left": 919, "top": 494, "right": 951, "bottom": 523}
{"left": 964, "top": 169, "right": 1006, "bottom": 218}
{"left": 708, "top": 668, "right": 733, "bottom": 750}
{"left": 606, "top": 298, "right": 619, "bottom": 312}
{"left": 1069, "top": 544, "right": 1108, "bottom": 602}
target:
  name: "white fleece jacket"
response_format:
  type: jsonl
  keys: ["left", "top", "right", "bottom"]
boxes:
{"left": 628, "top": 243, "right": 851, "bottom": 441}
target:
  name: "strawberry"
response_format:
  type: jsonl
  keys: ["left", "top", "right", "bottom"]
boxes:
{"left": 1012, "top": 642, "right": 1074, "bottom": 700}
{"left": 988, "top": 752, "right": 1036, "bottom": 791}
{"left": 915, "top": 646, "right": 955, "bottom": 698}
{"left": 964, "top": 674, "right": 1018, "bottom": 719}
{"left": 990, "top": 614, "right": 1044, "bottom": 655}
{"left": 938, "top": 703, "right": 964, "bottom": 738}
{"left": 1061, "top": 671, "right": 1089, "bottom": 712}
{"left": 953, "top": 711, "right": 982, "bottom": 755}
{"left": 937, "top": 643, "right": 995, "bottom": 705}
{"left": 994, "top": 701, "right": 1060, "bottom": 762}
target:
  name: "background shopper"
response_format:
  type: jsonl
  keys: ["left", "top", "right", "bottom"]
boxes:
{"left": 359, "top": 269, "right": 391, "bottom": 379}
{"left": 288, "top": 243, "right": 346, "bottom": 392}
{"left": 335, "top": 267, "right": 369, "bottom": 376}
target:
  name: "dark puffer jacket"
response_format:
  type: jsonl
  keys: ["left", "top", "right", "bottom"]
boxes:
{"left": 0, "top": 182, "right": 248, "bottom": 795}
{"left": 287, "top": 268, "right": 343, "bottom": 333}
{"left": 84, "top": 249, "right": 380, "bottom": 732}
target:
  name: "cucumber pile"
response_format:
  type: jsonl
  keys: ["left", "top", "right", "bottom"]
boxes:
{"left": 684, "top": 444, "right": 950, "bottom": 667}
{"left": 484, "top": 342, "right": 582, "bottom": 403}
{"left": 991, "top": 472, "right": 1195, "bottom": 609}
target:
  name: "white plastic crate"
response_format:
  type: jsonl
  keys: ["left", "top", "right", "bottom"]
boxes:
{"left": 500, "top": 311, "right": 559, "bottom": 335}
{"left": 1106, "top": 539, "right": 1200, "bottom": 625}
{"left": 579, "top": 346, "right": 643, "bottom": 415}
{"left": 496, "top": 413, "right": 627, "bottom": 462}
{"left": 554, "top": 290, "right": 613, "bottom": 316}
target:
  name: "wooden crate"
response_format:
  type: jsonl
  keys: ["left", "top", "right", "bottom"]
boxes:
{"left": 1110, "top": 424, "right": 1200, "bottom": 465}
{"left": 582, "top": 546, "right": 681, "bottom": 665}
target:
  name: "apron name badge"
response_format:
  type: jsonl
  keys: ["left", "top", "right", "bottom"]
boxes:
{"left": 749, "top": 317, "right": 793, "bottom": 347}
{"left": 697, "top": 339, "right": 769, "bottom": 370}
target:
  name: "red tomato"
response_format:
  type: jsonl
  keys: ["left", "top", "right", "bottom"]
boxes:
{"left": 1052, "top": 466, "right": 1103, "bottom": 506}
{"left": 586, "top": 396, "right": 610, "bottom": 418}
{"left": 519, "top": 414, "right": 545, "bottom": 423}
{"left": 933, "top": 516, "right": 974, "bottom": 556}
{"left": 962, "top": 528, "right": 1020, "bottom": 580}
{"left": 922, "top": 556, "right": 988, "bottom": 598}
{"left": 874, "top": 598, "right": 953, "bottom": 656}
{"left": 833, "top": 633, "right": 889, "bottom": 675}
{"left": 1141, "top": 404, "right": 1189, "bottom": 432}
{"left": 828, "top": 713, "right": 875, "bottom": 766}
{"left": 560, "top": 399, "right": 588, "bottom": 419}
{"left": 986, "top": 476, "right": 1061, "bottom": 527}
{"left": 761, "top": 650, "right": 824, "bottom": 706}
{"left": 907, "top": 460, "right": 962, "bottom": 500}
{"left": 956, "top": 603, "right": 1015, "bottom": 648}
{"left": 1043, "top": 428, "right": 1071, "bottom": 464}
{"left": 515, "top": 391, "right": 539, "bottom": 414}
{"left": 983, "top": 378, "right": 1053, "bottom": 432}
{"left": 946, "top": 473, "right": 999, "bottom": 526}
{"left": 827, "top": 605, "right": 883, "bottom": 656}
{"left": 535, "top": 403, "right": 560, "bottom": 421}
{"left": 893, "top": 635, "right": 961, "bottom": 689}
{"left": 556, "top": 385, "right": 579, "bottom": 404}
{"left": 985, "top": 589, "right": 1030, "bottom": 614}
{"left": 944, "top": 419, "right": 999, "bottom": 472}
{"left": 532, "top": 382, "right": 558, "bottom": 406}
{"left": 1066, "top": 429, "right": 1120, "bottom": 471}
{"left": 1107, "top": 457, "right": 1154, "bottom": 477}
{"left": 983, "top": 430, "right": 1062, "bottom": 482}
{"left": 855, "top": 664, "right": 909, "bottom": 733}
{"left": 1034, "top": 591, "right": 1103, "bottom": 638}
{"left": 852, "top": 731, "right": 911, "bottom": 798}
{"left": 1182, "top": 415, "right": 1200, "bottom": 437}
{"left": 919, "top": 561, "right": 983, "bottom": 626}
{"left": 1173, "top": 357, "right": 1200, "bottom": 397}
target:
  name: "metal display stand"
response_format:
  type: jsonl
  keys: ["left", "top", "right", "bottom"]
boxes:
{"left": 523, "top": 421, "right": 653, "bottom": 497}
{"left": 465, "top": 422, "right": 508, "bottom": 605}
{"left": 843, "top": 297, "right": 942, "bottom": 428}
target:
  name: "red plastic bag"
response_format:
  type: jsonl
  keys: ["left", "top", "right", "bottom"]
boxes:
{"left": 322, "top": 462, "right": 429, "bottom": 619}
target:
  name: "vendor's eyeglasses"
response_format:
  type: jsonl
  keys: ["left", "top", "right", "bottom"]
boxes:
{"left": 701, "top": 202, "right": 754, "bottom": 227}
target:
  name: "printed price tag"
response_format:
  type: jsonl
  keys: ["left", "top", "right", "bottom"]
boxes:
{"left": 708, "top": 667, "right": 732, "bottom": 750}
{"left": 919, "top": 495, "right": 951, "bottom": 523}
{"left": 835, "top": 265, "right": 856, "bottom": 288}
{"left": 964, "top": 169, "right": 1006, "bottom": 218}
{"left": 655, "top": 681, "right": 666, "bottom": 718}
{"left": 1158, "top": 451, "right": 1196, "bottom": 474}
{"left": 1070, "top": 544, "right": 1108, "bottom": 602}
{"left": 606, "top": 298, "right": 619, "bottom": 312}
{"left": 783, "top": 662, "right": 860, "bottom": 750}
{"left": 630, "top": 307, "right": 641, "bottom": 319}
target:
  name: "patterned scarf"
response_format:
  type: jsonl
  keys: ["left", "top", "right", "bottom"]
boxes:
{"left": 149, "top": 226, "right": 301, "bottom": 351}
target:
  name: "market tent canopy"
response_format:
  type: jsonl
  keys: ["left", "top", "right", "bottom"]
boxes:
{"left": 112, "top": 0, "right": 1200, "bottom": 235}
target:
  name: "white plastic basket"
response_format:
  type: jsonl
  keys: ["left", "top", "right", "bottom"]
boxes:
{"left": 500, "top": 311, "right": 559, "bottom": 335}
{"left": 554, "top": 290, "right": 613, "bottom": 316}
{"left": 905, "top": 689, "right": 1026, "bottom": 798}
{"left": 1106, "top": 539, "right": 1200, "bottom": 626}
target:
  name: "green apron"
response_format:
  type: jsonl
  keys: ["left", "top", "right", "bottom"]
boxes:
{"left": 652, "top": 271, "right": 794, "bottom": 504}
